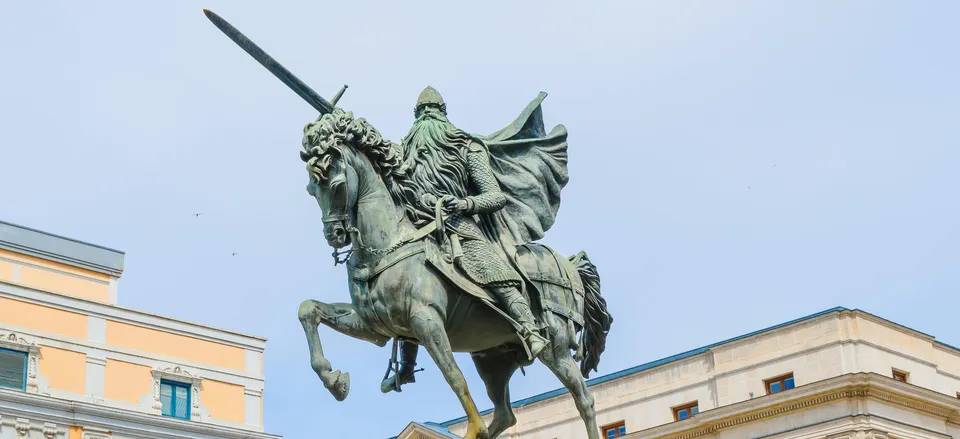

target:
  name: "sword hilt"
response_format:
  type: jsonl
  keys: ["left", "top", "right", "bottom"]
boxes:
{"left": 314, "top": 85, "right": 349, "bottom": 122}
{"left": 330, "top": 84, "right": 348, "bottom": 107}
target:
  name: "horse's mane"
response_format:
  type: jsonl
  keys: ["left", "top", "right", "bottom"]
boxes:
{"left": 301, "top": 109, "right": 429, "bottom": 221}
{"left": 301, "top": 108, "right": 403, "bottom": 184}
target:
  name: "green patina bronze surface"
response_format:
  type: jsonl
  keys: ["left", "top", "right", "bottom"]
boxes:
{"left": 203, "top": 10, "right": 613, "bottom": 439}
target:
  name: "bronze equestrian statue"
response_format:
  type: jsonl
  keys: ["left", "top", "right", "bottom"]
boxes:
{"left": 203, "top": 10, "right": 614, "bottom": 439}
{"left": 378, "top": 85, "right": 549, "bottom": 389}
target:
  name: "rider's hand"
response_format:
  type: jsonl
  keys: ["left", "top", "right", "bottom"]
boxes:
{"left": 422, "top": 193, "right": 439, "bottom": 207}
{"left": 439, "top": 195, "right": 467, "bottom": 214}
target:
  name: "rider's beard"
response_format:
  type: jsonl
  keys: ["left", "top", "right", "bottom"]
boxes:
{"left": 393, "top": 110, "right": 473, "bottom": 225}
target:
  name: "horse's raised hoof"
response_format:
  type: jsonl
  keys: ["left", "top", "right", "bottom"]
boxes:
{"left": 324, "top": 370, "right": 351, "bottom": 401}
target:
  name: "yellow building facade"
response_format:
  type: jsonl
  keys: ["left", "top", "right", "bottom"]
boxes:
{"left": 0, "top": 220, "right": 280, "bottom": 439}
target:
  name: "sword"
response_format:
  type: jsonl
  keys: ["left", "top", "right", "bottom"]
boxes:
{"left": 202, "top": 9, "right": 345, "bottom": 114}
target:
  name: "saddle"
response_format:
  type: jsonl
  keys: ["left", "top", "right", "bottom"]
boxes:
{"left": 347, "top": 220, "right": 499, "bottom": 309}
{"left": 349, "top": 217, "right": 585, "bottom": 340}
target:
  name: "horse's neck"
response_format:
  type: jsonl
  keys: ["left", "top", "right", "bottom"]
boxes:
{"left": 349, "top": 150, "right": 414, "bottom": 251}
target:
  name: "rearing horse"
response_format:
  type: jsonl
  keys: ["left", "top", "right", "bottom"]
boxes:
{"left": 297, "top": 109, "right": 613, "bottom": 439}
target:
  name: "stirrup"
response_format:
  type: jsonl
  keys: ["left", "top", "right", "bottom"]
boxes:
{"left": 381, "top": 338, "right": 423, "bottom": 393}
{"left": 381, "top": 367, "right": 421, "bottom": 393}
{"left": 520, "top": 328, "right": 549, "bottom": 360}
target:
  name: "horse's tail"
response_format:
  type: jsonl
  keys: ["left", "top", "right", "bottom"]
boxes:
{"left": 569, "top": 251, "right": 612, "bottom": 379}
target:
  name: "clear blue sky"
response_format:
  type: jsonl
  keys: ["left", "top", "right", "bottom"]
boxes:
{"left": 1, "top": 1, "right": 958, "bottom": 438}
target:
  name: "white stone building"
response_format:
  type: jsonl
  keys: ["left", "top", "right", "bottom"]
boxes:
{"left": 396, "top": 307, "right": 960, "bottom": 439}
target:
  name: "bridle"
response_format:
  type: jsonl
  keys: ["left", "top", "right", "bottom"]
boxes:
{"left": 322, "top": 214, "right": 354, "bottom": 266}
{"left": 322, "top": 180, "right": 413, "bottom": 266}
{"left": 315, "top": 143, "right": 451, "bottom": 266}
{"left": 329, "top": 200, "right": 449, "bottom": 267}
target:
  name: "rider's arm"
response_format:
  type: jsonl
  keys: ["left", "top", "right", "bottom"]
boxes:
{"left": 464, "top": 142, "right": 507, "bottom": 214}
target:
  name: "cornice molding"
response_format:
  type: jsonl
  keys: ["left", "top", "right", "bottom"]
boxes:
{"left": 0, "top": 387, "right": 280, "bottom": 439}
{"left": 0, "top": 323, "right": 264, "bottom": 387}
{"left": 869, "top": 387, "right": 959, "bottom": 422}
{"left": 0, "top": 282, "right": 266, "bottom": 351}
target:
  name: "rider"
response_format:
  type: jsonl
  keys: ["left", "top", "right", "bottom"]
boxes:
{"left": 381, "top": 86, "right": 549, "bottom": 392}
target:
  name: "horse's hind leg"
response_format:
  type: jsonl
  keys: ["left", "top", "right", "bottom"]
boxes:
{"left": 540, "top": 326, "right": 600, "bottom": 439}
{"left": 472, "top": 349, "right": 521, "bottom": 439}
{"left": 412, "top": 309, "right": 489, "bottom": 439}
{"left": 298, "top": 300, "right": 389, "bottom": 401}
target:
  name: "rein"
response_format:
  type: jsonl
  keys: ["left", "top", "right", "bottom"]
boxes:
{"left": 331, "top": 200, "right": 447, "bottom": 266}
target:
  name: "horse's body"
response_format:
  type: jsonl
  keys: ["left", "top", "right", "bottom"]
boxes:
{"left": 298, "top": 114, "right": 611, "bottom": 439}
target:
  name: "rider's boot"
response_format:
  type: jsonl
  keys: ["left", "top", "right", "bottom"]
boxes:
{"left": 380, "top": 341, "right": 420, "bottom": 393}
{"left": 495, "top": 286, "right": 549, "bottom": 360}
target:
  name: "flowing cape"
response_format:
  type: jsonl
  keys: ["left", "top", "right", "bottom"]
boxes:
{"left": 470, "top": 92, "right": 569, "bottom": 259}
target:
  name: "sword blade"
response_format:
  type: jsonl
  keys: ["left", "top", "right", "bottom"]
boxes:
{"left": 202, "top": 9, "right": 334, "bottom": 115}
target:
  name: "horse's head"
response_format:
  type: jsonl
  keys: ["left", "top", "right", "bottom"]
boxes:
{"left": 301, "top": 108, "right": 403, "bottom": 249}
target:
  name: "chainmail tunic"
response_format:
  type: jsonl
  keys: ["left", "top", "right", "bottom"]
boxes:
{"left": 443, "top": 143, "right": 523, "bottom": 288}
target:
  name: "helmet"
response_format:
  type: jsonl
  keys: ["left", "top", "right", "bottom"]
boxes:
{"left": 415, "top": 86, "right": 446, "bottom": 114}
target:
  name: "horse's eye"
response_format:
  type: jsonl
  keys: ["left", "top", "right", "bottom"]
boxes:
{"left": 330, "top": 176, "right": 346, "bottom": 189}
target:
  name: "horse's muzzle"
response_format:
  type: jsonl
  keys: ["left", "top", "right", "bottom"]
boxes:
{"left": 324, "top": 222, "right": 351, "bottom": 249}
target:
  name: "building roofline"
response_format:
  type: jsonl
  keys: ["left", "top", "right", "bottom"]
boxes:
{"left": 934, "top": 340, "right": 960, "bottom": 355}
{"left": 0, "top": 219, "right": 125, "bottom": 277}
{"left": 437, "top": 305, "right": 958, "bottom": 428}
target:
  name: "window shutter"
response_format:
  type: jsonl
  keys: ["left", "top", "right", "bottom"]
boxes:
{"left": 0, "top": 349, "right": 27, "bottom": 390}
{"left": 174, "top": 385, "right": 189, "bottom": 418}
{"left": 160, "top": 382, "right": 174, "bottom": 416}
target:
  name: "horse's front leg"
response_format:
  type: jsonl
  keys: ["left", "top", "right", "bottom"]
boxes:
{"left": 411, "top": 307, "right": 489, "bottom": 439}
{"left": 298, "top": 299, "right": 389, "bottom": 401}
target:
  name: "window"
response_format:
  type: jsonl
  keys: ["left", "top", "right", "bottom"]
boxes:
{"left": 673, "top": 401, "right": 699, "bottom": 421}
{"left": 160, "top": 380, "right": 191, "bottom": 420}
{"left": 892, "top": 369, "right": 908, "bottom": 383}
{"left": 0, "top": 348, "right": 27, "bottom": 391}
{"left": 764, "top": 373, "right": 795, "bottom": 394}
{"left": 601, "top": 421, "right": 626, "bottom": 438}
